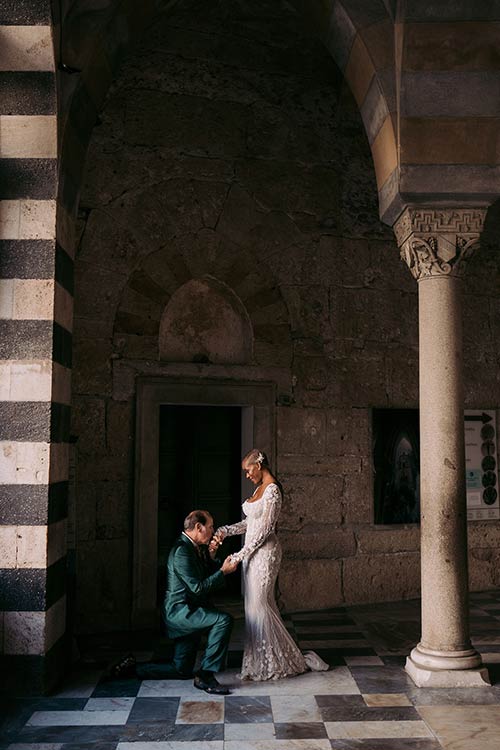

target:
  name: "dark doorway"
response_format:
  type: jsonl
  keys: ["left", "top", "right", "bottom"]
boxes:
{"left": 157, "top": 405, "right": 242, "bottom": 599}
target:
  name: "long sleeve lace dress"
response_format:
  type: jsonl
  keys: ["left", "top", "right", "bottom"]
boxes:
{"left": 217, "top": 482, "right": 328, "bottom": 680}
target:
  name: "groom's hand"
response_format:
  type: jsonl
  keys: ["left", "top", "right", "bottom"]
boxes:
{"left": 221, "top": 556, "right": 239, "bottom": 575}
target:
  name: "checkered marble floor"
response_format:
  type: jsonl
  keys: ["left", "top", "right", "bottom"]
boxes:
{"left": 2, "top": 590, "right": 500, "bottom": 749}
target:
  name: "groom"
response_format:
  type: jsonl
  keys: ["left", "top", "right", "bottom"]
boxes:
{"left": 113, "top": 510, "right": 238, "bottom": 694}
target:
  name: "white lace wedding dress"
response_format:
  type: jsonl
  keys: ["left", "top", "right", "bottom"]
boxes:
{"left": 217, "top": 483, "right": 328, "bottom": 680}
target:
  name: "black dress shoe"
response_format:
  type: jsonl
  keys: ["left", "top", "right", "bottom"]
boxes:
{"left": 170, "top": 669, "right": 193, "bottom": 680}
{"left": 193, "top": 673, "right": 230, "bottom": 694}
{"left": 108, "top": 653, "right": 137, "bottom": 679}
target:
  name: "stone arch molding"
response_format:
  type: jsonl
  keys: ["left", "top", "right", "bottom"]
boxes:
{"left": 113, "top": 239, "right": 291, "bottom": 367}
{"left": 158, "top": 276, "right": 253, "bottom": 364}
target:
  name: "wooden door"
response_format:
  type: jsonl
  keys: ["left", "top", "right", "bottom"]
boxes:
{"left": 157, "top": 405, "right": 242, "bottom": 599}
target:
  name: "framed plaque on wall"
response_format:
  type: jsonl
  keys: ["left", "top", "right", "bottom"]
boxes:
{"left": 465, "top": 410, "right": 499, "bottom": 520}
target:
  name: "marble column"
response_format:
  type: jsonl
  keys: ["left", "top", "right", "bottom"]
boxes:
{"left": 394, "top": 207, "right": 490, "bottom": 688}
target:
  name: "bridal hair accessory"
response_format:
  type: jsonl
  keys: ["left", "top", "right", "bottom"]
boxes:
{"left": 256, "top": 451, "right": 265, "bottom": 465}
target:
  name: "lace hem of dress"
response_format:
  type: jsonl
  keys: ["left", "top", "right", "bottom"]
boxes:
{"left": 303, "top": 650, "right": 329, "bottom": 672}
{"left": 238, "top": 648, "right": 329, "bottom": 681}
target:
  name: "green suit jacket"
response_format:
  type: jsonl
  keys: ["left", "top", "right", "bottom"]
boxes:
{"left": 163, "top": 533, "right": 226, "bottom": 640}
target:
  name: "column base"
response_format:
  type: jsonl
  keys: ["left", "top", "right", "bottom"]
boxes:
{"left": 405, "top": 645, "right": 491, "bottom": 688}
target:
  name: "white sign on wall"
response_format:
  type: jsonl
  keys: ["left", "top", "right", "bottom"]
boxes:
{"left": 465, "top": 410, "right": 499, "bottom": 520}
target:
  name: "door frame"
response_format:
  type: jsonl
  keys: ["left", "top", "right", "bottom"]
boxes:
{"left": 132, "top": 376, "right": 276, "bottom": 628}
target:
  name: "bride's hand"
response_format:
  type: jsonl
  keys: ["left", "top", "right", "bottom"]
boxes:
{"left": 208, "top": 537, "right": 221, "bottom": 558}
{"left": 213, "top": 529, "right": 226, "bottom": 544}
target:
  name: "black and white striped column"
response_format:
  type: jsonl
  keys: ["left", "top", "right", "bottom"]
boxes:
{"left": 0, "top": 1, "right": 72, "bottom": 693}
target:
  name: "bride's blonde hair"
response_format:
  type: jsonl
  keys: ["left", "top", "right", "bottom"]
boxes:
{"left": 242, "top": 448, "right": 270, "bottom": 469}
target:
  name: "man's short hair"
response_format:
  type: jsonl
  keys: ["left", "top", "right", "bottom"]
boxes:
{"left": 184, "top": 509, "right": 212, "bottom": 531}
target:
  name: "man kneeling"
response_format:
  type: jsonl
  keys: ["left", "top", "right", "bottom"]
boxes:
{"left": 113, "top": 510, "right": 238, "bottom": 695}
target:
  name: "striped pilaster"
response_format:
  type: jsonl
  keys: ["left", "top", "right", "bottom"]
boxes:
{"left": 302, "top": 1, "right": 399, "bottom": 223}
{"left": 336, "top": 4, "right": 399, "bottom": 224}
{"left": 0, "top": 2, "right": 70, "bottom": 694}
{"left": 397, "top": 18, "right": 500, "bottom": 214}
{"left": 299, "top": 1, "right": 500, "bottom": 224}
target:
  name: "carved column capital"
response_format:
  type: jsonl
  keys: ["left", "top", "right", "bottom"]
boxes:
{"left": 393, "top": 207, "right": 487, "bottom": 281}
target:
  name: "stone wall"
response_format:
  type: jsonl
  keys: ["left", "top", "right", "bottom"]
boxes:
{"left": 70, "top": 0, "right": 500, "bottom": 631}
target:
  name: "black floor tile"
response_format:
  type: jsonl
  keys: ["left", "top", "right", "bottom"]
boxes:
{"left": 321, "top": 703, "right": 421, "bottom": 722}
{"left": 349, "top": 665, "right": 414, "bottom": 693}
{"left": 314, "top": 651, "right": 346, "bottom": 666}
{"left": 158, "top": 722, "right": 224, "bottom": 741}
{"left": 316, "top": 695, "right": 366, "bottom": 707}
{"left": 0, "top": 699, "right": 39, "bottom": 739}
{"left": 91, "top": 677, "right": 142, "bottom": 698}
{"left": 224, "top": 695, "right": 273, "bottom": 723}
{"left": 18, "top": 722, "right": 223, "bottom": 744}
{"left": 329, "top": 740, "right": 443, "bottom": 749}
{"left": 381, "top": 655, "right": 408, "bottom": 666}
{"left": 304, "top": 619, "right": 358, "bottom": 627}
{"left": 126, "top": 696, "right": 179, "bottom": 723}
{"left": 0, "top": 697, "right": 87, "bottom": 739}
{"left": 36, "top": 698, "right": 89, "bottom": 710}
{"left": 323, "top": 647, "right": 377, "bottom": 656}
{"left": 275, "top": 722, "right": 328, "bottom": 738}
{"left": 17, "top": 726, "right": 126, "bottom": 743}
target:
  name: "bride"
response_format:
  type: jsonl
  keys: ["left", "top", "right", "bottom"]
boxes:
{"left": 213, "top": 448, "right": 328, "bottom": 681}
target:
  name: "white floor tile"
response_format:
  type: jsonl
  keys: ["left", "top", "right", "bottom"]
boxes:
{"left": 84, "top": 697, "right": 136, "bottom": 711}
{"left": 325, "top": 720, "right": 434, "bottom": 739}
{"left": 294, "top": 625, "right": 361, "bottom": 634}
{"left": 270, "top": 694, "right": 321, "bottom": 722}
{"left": 117, "top": 743, "right": 223, "bottom": 750}
{"left": 27, "top": 710, "right": 131, "bottom": 726}
{"left": 138, "top": 680, "right": 203, "bottom": 698}
{"left": 216, "top": 668, "right": 359, "bottom": 696}
{"left": 224, "top": 723, "right": 276, "bottom": 739}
